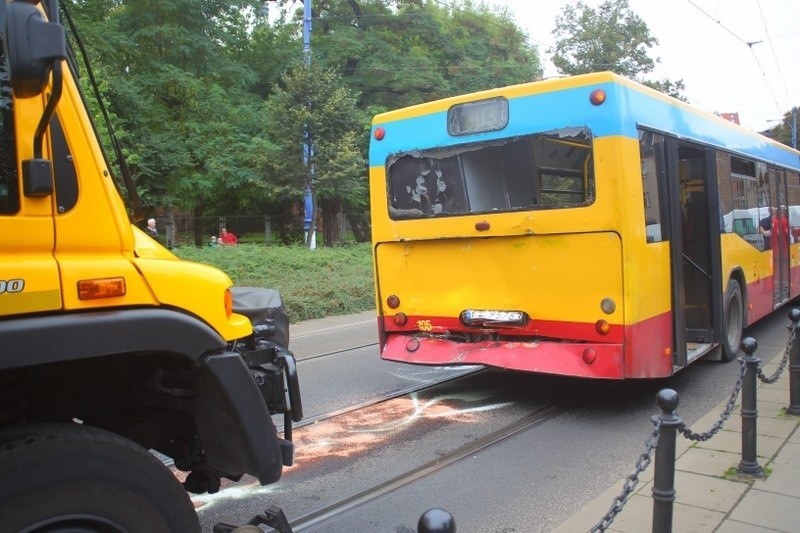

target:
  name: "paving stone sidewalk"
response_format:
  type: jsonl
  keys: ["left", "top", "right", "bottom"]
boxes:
{"left": 554, "top": 354, "right": 800, "bottom": 533}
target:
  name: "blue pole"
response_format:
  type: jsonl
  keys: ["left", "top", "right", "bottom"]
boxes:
{"left": 303, "top": 0, "right": 311, "bottom": 65}
{"left": 302, "top": 1, "right": 315, "bottom": 248}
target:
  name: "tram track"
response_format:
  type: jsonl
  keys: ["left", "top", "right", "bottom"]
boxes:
{"left": 277, "top": 365, "right": 485, "bottom": 432}
{"left": 294, "top": 342, "right": 378, "bottom": 363}
{"left": 286, "top": 380, "right": 619, "bottom": 532}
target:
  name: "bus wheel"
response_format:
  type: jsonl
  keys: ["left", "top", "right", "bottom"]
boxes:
{"left": 0, "top": 423, "right": 200, "bottom": 533}
{"left": 722, "top": 278, "right": 744, "bottom": 362}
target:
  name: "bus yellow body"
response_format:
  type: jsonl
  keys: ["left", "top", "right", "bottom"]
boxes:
{"left": 369, "top": 72, "right": 800, "bottom": 379}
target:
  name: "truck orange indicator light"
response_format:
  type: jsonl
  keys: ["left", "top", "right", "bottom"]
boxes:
{"left": 77, "top": 277, "right": 126, "bottom": 300}
{"left": 224, "top": 288, "right": 233, "bottom": 317}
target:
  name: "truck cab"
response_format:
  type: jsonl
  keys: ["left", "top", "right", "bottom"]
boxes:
{"left": 0, "top": 2, "right": 301, "bottom": 530}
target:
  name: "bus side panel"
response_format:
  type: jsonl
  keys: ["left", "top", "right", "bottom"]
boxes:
{"left": 623, "top": 311, "right": 673, "bottom": 378}
{"left": 792, "top": 261, "right": 800, "bottom": 301}
{"left": 719, "top": 234, "right": 773, "bottom": 325}
{"left": 746, "top": 275, "right": 774, "bottom": 323}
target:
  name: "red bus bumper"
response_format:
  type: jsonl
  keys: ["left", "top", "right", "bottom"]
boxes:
{"left": 381, "top": 333, "right": 624, "bottom": 379}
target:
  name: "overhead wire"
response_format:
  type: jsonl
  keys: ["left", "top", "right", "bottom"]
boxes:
{"left": 756, "top": 0, "right": 792, "bottom": 108}
{"left": 685, "top": 0, "right": 783, "bottom": 116}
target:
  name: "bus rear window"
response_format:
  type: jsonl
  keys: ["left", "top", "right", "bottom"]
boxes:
{"left": 386, "top": 127, "right": 594, "bottom": 219}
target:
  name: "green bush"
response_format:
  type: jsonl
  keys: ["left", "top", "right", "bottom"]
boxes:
{"left": 173, "top": 243, "right": 375, "bottom": 322}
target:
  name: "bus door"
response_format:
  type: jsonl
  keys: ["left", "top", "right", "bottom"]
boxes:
{"left": 665, "top": 141, "right": 723, "bottom": 367}
{"left": 768, "top": 166, "right": 790, "bottom": 305}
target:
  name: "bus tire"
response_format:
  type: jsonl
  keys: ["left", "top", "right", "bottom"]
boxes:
{"left": 0, "top": 423, "right": 201, "bottom": 533}
{"left": 722, "top": 278, "right": 744, "bottom": 362}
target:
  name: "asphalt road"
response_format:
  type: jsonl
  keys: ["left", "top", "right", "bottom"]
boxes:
{"left": 195, "top": 307, "right": 796, "bottom": 533}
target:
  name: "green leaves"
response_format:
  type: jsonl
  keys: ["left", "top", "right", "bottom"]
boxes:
{"left": 551, "top": 0, "right": 686, "bottom": 100}
{"left": 69, "top": 0, "right": 542, "bottom": 239}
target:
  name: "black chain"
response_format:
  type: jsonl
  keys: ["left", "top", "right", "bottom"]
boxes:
{"left": 757, "top": 325, "right": 796, "bottom": 384}
{"left": 589, "top": 419, "right": 662, "bottom": 532}
{"left": 679, "top": 357, "right": 746, "bottom": 441}
{"left": 589, "top": 319, "right": 798, "bottom": 531}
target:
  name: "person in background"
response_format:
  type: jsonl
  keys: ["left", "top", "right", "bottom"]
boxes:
{"left": 208, "top": 236, "right": 218, "bottom": 247}
{"left": 145, "top": 218, "right": 159, "bottom": 241}
{"left": 219, "top": 228, "right": 238, "bottom": 245}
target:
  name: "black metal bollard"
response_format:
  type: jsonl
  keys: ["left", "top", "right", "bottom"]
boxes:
{"left": 788, "top": 309, "right": 800, "bottom": 415}
{"left": 737, "top": 337, "right": 763, "bottom": 475}
{"left": 418, "top": 508, "right": 456, "bottom": 533}
{"left": 651, "top": 389, "right": 682, "bottom": 533}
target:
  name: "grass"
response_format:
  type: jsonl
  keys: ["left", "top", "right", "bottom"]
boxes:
{"left": 174, "top": 243, "right": 375, "bottom": 322}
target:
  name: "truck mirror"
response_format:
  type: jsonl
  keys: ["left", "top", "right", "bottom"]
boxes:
{"left": 22, "top": 158, "right": 53, "bottom": 197}
{"left": 5, "top": 0, "right": 67, "bottom": 98}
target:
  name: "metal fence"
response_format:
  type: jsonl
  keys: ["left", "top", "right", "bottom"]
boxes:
{"left": 590, "top": 308, "right": 800, "bottom": 533}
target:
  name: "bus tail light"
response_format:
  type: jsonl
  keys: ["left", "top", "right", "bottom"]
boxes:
{"left": 374, "top": 126, "right": 385, "bottom": 140}
{"left": 394, "top": 312, "right": 408, "bottom": 326}
{"left": 589, "top": 89, "right": 606, "bottom": 106}
{"left": 387, "top": 294, "right": 400, "bottom": 309}
{"left": 595, "top": 319, "right": 611, "bottom": 335}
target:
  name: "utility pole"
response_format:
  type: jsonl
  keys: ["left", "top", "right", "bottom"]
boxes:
{"left": 302, "top": 0, "right": 316, "bottom": 249}
{"left": 259, "top": 1, "right": 316, "bottom": 248}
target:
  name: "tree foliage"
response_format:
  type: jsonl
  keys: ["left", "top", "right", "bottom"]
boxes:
{"left": 59, "top": 0, "right": 543, "bottom": 245}
{"left": 769, "top": 107, "right": 799, "bottom": 149}
{"left": 551, "top": 0, "right": 686, "bottom": 101}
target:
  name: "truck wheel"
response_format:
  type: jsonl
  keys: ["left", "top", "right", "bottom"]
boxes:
{"left": 0, "top": 423, "right": 200, "bottom": 533}
{"left": 721, "top": 278, "right": 744, "bottom": 362}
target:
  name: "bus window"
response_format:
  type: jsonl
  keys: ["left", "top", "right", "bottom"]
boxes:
{"left": 639, "top": 130, "right": 665, "bottom": 242}
{"left": 788, "top": 170, "right": 800, "bottom": 242}
{"left": 722, "top": 154, "right": 764, "bottom": 250}
{"left": 386, "top": 127, "right": 594, "bottom": 219}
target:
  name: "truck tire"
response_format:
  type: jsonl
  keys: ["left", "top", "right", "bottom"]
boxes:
{"left": 0, "top": 423, "right": 200, "bottom": 533}
{"left": 721, "top": 278, "right": 744, "bottom": 362}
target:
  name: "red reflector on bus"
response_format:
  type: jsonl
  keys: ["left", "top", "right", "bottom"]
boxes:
{"left": 394, "top": 312, "right": 408, "bottom": 326}
{"left": 595, "top": 320, "right": 611, "bottom": 335}
{"left": 589, "top": 89, "right": 606, "bottom": 106}
{"left": 387, "top": 295, "right": 400, "bottom": 309}
{"left": 374, "top": 127, "right": 385, "bottom": 140}
{"left": 582, "top": 348, "right": 597, "bottom": 364}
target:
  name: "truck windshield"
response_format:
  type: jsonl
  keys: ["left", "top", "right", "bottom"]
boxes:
{"left": 386, "top": 127, "right": 594, "bottom": 219}
{"left": 0, "top": 40, "right": 19, "bottom": 215}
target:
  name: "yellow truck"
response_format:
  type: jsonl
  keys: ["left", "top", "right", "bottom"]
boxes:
{"left": 0, "top": 1, "right": 301, "bottom": 530}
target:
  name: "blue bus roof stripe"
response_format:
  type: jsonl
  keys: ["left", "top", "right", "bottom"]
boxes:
{"left": 369, "top": 81, "right": 800, "bottom": 171}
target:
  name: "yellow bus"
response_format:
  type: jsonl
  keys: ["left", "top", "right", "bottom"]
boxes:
{"left": 368, "top": 72, "right": 800, "bottom": 379}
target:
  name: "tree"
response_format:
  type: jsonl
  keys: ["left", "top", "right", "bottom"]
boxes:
{"left": 552, "top": 0, "right": 656, "bottom": 77}
{"left": 262, "top": 60, "right": 368, "bottom": 246}
{"left": 309, "top": 0, "right": 541, "bottom": 111}
{"left": 769, "top": 107, "right": 798, "bottom": 150}
{"left": 66, "top": 0, "right": 545, "bottom": 238}
{"left": 551, "top": 0, "right": 685, "bottom": 100}
{"left": 76, "top": 0, "right": 274, "bottom": 243}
